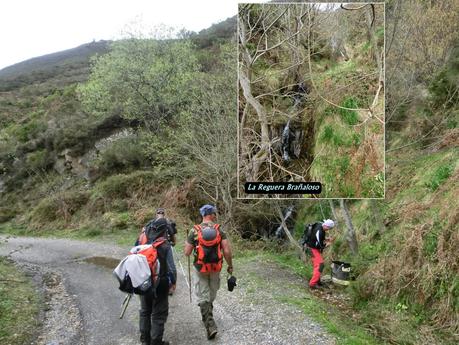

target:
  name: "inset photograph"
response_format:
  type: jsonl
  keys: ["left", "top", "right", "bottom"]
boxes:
{"left": 238, "top": 2, "right": 384, "bottom": 198}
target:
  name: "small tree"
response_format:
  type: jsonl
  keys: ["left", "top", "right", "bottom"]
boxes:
{"left": 78, "top": 30, "right": 198, "bottom": 131}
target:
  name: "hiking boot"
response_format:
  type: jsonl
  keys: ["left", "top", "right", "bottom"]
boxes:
{"left": 199, "top": 301, "right": 217, "bottom": 339}
{"left": 168, "top": 284, "right": 176, "bottom": 296}
{"left": 151, "top": 339, "right": 169, "bottom": 345}
{"left": 309, "top": 284, "right": 321, "bottom": 290}
{"left": 317, "top": 281, "right": 330, "bottom": 288}
{"left": 206, "top": 323, "right": 218, "bottom": 340}
{"left": 207, "top": 303, "right": 218, "bottom": 339}
{"left": 140, "top": 333, "right": 151, "bottom": 345}
{"left": 206, "top": 315, "right": 218, "bottom": 339}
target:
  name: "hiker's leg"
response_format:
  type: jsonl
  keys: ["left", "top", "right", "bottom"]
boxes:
{"left": 139, "top": 292, "right": 154, "bottom": 344}
{"left": 208, "top": 272, "right": 221, "bottom": 303}
{"left": 194, "top": 270, "right": 211, "bottom": 305}
{"left": 151, "top": 292, "right": 169, "bottom": 343}
{"left": 309, "top": 248, "right": 324, "bottom": 287}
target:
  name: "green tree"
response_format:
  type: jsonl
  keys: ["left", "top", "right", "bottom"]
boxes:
{"left": 78, "top": 35, "right": 198, "bottom": 130}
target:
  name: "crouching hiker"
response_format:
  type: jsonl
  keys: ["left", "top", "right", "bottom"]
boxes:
{"left": 301, "top": 219, "right": 335, "bottom": 289}
{"left": 138, "top": 218, "right": 176, "bottom": 345}
{"left": 184, "top": 204, "right": 233, "bottom": 340}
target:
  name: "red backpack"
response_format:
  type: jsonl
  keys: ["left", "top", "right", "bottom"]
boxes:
{"left": 129, "top": 238, "right": 165, "bottom": 291}
{"left": 193, "top": 223, "right": 223, "bottom": 273}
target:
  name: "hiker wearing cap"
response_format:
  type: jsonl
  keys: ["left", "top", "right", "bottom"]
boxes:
{"left": 138, "top": 217, "right": 175, "bottom": 345}
{"left": 302, "top": 219, "right": 335, "bottom": 289}
{"left": 155, "top": 208, "right": 178, "bottom": 295}
{"left": 184, "top": 204, "right": 233, "bottom": 339}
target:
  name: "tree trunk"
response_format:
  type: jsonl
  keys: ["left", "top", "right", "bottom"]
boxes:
{"left": 328, "top": 199, "right": 339, "bottom": 225}
{"left": 339, "top": 199, "right": 358, "bottom": 255}
{"left": 276, "top": 205, "right": 308, "bottom": 264}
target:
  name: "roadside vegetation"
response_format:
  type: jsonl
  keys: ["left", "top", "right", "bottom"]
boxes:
{"left": 0, "top": 257, "right": 40, "bottom": 345}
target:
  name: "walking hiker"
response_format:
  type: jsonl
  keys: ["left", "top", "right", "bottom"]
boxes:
{"left": 138, "top": 218, "right": 176, "bottom": 345}
{"left": 301, "top": 219, "right": 335, "bottom": 289}
{"left": 137, "top": 208, "right": 178, "bottom": 295}
{"left": 184, "top": 204, "right": 233, "bottom": 340}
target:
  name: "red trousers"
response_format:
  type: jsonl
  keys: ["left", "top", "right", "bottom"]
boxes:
{"left": 309, "top": 248, "right": 324, "bottom": 287}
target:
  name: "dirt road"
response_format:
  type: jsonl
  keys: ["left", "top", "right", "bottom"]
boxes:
{"left": 0, "top": 235, "right": 335, "bottom": 345}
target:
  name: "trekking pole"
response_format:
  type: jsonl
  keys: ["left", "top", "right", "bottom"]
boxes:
{"left": 119, "top": 293, "right": 132, "bottom": 319}
{"left": 187, "top": 255, "right": 192, "bottom": 303}
{"left": 172, "top": 246, "right": 190, "bottom": 289}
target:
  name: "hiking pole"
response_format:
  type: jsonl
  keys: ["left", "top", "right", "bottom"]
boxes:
{"left": 187, "top": 255, "right": 192, "bottom": 303}
{"left": 119, "top": 293, "right": 132, "bottom": 319}
{"left": 172, "top": 246, "right": 190, "bottom": 289}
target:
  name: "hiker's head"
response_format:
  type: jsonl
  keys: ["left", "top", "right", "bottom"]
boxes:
{"left": 156, "top": 207, "right": 166, "bottom": 219}
{"left": 200, "top": 204, "right": 217, "bottom": 220}
{"left": 322, "top": 219, "right": 335, "bottom": 231}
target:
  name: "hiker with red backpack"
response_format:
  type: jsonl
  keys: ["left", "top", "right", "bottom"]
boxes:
{"left": 184, "top": 204, "right": 233, "bottom": 340}
{"left": 301, "top": 219, "right": 335, "bottom": 289}
{"left": 137, "top": 208, "right": 178, "bottom": 296}
{"left": 137, "top": 218, "right": 175, "bottom": 345}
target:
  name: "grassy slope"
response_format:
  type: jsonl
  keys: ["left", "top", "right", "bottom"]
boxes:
{"left": 0, "top": 257, "right": 40, "bottom": 345}
{"left": 310, "top": 60, "right": 384, "bottom": 198}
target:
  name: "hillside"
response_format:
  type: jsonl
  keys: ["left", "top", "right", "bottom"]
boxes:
{"left": 0, "top": 41, "right": 110, "bottom": 91}
{"left": 0, "top": 2, "right": 458, "bottom": 345}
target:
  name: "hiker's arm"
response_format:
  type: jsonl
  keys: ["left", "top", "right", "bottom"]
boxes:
{"left": 184, "top": 242, "right": 194, "bottom": 256}
{"left": 325, "top": 236, "right": 334, "bottom": 247}
{"left": 221, "top": 239, "right": 233, "bottom": 274}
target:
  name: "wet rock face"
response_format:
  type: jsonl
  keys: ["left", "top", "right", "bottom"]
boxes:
{"left": 271, "top": 121, "right": 306, "bottom": 163}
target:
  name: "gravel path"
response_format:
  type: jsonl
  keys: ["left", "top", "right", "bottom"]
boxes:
{"left": 0, "top": 235, "right": 336, "bottom": 345}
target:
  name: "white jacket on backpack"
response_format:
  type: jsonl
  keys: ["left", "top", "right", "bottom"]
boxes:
{"left": 114, "top": 254, "right": 151, "bottom": 288}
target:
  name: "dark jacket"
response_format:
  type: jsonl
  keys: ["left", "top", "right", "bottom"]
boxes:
{"left": 155, "top": 239, "right": 172, "bottom": 295}
{"left": 306, "top": 222, "right": 326, "bottom": 251}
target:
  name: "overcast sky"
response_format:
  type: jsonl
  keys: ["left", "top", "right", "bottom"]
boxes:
{"left": 0, "top": 0, "right": 265, "bottom": 70}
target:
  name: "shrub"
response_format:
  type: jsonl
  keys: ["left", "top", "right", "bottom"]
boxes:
{"left": 29, "top": 191, "right": 89, "bottom": 226}
{"left": 0, "top": 207, "right": 16, "bottom": 223}
{"left": 339, "top": 97, "right": 360, "bottom": 125}
{"left": 425, "top": 163, "right": 454, "bottom": 191}
{"left": 320, "top": 125, "right": 334, "bottom": 143}
{"left": 102, "top": 211, "right": 132, "bottom": 229}
{"left": 95, "top": 171, "right": 156, "bottom": 199}
{"left": 10, "top": 120, "right": 47, "bottom": 143}
{"left": 96, "top": 137, "right": 148, "bottom": 176}
{"left": 25, "top": 150, "right": 54, "bottom": 172}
